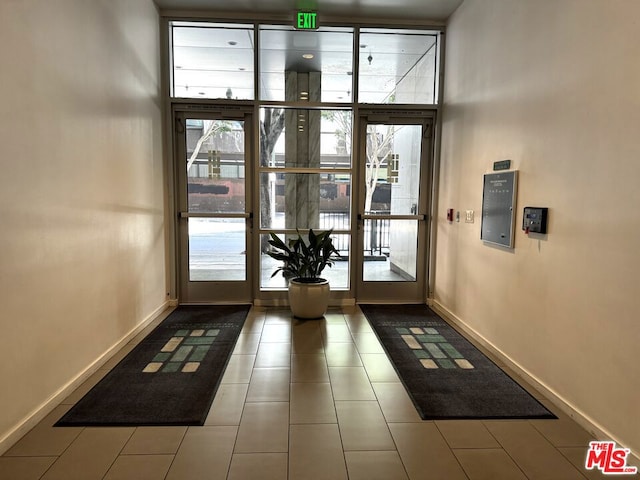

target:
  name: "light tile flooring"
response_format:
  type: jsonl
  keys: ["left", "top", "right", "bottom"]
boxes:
{"left": 0, "top": 306, "right": 630, "bottom": 480}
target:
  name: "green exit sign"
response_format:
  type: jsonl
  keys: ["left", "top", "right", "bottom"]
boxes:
{"left": 295, "top": 11, "right": 318, "bottom": 30}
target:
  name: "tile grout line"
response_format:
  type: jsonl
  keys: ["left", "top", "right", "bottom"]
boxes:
{"left": 320, "top": 314, "right": 350, "bottom": 480}
{"left": 161, "top": 426, "right": 190, "bottom": 480}
{"left": 431, "top": 422, "right": 472, "bottom": 480}
{"left": 99, "top": 428, "right": 137, "bottom": 480}
{"left": 351, "top": 307, "right": 414, "bottom": 480}
{"left": 226, "top": 307, "right": 265, "bottom": 479}
{"left": 478, "top": 421, "right": 544, "bottom": 480}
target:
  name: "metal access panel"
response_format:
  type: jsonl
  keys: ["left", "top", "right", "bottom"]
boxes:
{"left": 481, "top": 171, "right": 518, "bottom": 248}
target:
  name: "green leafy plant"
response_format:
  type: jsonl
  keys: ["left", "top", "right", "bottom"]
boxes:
{"left": 266, "top": 229, "right": 340, "bottom": 283}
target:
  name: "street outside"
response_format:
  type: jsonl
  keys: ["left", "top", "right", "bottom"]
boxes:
{"left": 187, "top": 216, "right": 405, "bottom": 286}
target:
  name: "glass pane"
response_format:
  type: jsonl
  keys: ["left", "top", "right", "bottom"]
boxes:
{"left": 189, "top": 218, "right": 246, "bottom": 281}
{"left": 259, "top": 26, "right": 353, "bottom": 102}
{"left": 172, "top": 22, "right": 254, "bottom": 100}
{"left": 259, "top": 173, "right": 350, "bottom": 230}
{"left": 363, "top": 219, "right": 417, "bottom": 282}
{"left": 359, "top": 28, "right": 437, "bottom": 104}
{"left": 259, "top": 108, "right": 352, "bottom": 169}
{"left": 186, "top": 119, "right": 245, "bottom": 213}
{"left": 364, "top": 124, "right": 422, "bottom": 215}
{"left": 260, "top": 233, "right": 350, "bottom": 289}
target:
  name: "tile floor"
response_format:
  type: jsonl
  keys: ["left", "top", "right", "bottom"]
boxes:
{"left": 0, "top": 306, "right": 632, "bottom": 480}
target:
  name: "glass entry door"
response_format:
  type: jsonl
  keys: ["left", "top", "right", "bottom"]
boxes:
{"left": 175, "top": 110, "right": 253, "bottom": 303}
{"left": 355, "top": 117, "right": 432, "bottom": 302}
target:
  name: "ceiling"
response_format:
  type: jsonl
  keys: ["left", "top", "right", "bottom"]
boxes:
{"left": 153, "top": 0, "right": 463, "bottom": 23}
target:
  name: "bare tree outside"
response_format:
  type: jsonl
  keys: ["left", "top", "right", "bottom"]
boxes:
{"left": 322, "top": 113, "right": 399, "bottom": 213}
{"left": 186, "top": 120, "right": 237, "bottom": 173}
{"left": 364, "top": 124, "right": 397, "bottom": 213}
{"left": 259, "top": 109, "right": 285, "bottom": 251}
{"left": 322, "top": 110, "right": 352, "bottom": 156}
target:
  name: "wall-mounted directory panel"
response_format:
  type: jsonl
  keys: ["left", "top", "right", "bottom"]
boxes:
{"left": 481, "top": 171, "right": 518, "bottom": 248}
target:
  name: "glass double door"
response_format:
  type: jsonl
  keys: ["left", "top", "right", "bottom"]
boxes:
{"left": 175, "top": 109, "right": 431, "bottom": 304}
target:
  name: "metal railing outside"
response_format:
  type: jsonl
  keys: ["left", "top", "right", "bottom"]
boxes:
{"left": 318, "top": 212, "right": 390, "bottom": 257}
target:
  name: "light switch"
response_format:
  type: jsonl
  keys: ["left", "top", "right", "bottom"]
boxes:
{"left": 465, "top": 210, "right": 474, "bottom": 223}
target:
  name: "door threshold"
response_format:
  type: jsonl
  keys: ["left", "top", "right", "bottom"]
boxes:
{"left": 254, "top": 298, "right": 356, "bottom": 307}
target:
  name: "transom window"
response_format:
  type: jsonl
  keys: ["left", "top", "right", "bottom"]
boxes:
{"left": 169, "top": 21, "right": 439, "bottom": 105}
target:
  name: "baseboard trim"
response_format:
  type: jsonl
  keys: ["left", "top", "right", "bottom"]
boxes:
{"left": 0, "top": 301, "right": 172, "bottom": 455}
{"left": 430, "top": 299, "right": 639, "bottom": 462}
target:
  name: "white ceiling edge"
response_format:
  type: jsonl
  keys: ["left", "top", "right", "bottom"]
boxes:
{"left": 153, "top": 0, "right": 463, "bottom": 23}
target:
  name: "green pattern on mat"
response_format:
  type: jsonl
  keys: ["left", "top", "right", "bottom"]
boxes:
{"left": 402, "top": 327, "right": 474, "bottom": 370}
{"left": 145, "top": 329, "right": 217, "bottom": 374}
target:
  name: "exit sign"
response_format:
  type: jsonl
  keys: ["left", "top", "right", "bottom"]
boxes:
{"left": 294, "top": 11, "right": 318, "bottom": 30}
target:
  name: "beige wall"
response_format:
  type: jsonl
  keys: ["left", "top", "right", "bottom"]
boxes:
{"left": 437, "top": 0, "right": 640, "bottom": 455}
{"left": 0, "top": 0, "right": 166, "bottom": 449}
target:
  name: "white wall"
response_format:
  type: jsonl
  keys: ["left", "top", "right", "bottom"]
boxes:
{"left": 438, "top": 0, "right": 640, "bottom": 456}
{"left": 0, "top": 0, "right": 166, "bottom": 450}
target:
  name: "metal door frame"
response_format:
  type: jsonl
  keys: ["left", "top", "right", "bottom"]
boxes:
{"left": 173, "top": 105, "right": 254, "bottom": 304}
{"left": 354, "top": 110, "right": 434, "bottom": 303}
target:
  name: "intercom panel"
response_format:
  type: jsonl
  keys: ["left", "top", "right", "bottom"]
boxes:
{"left": 523, "top": 207, "right": 548, "bottom": 234}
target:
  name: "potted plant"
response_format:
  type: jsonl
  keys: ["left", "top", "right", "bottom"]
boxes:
{"left": 266, "top": 229, "right": 339, "bottom": 319}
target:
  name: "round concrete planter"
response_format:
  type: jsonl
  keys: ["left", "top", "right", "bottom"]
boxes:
{"left": 288, "top": 278, "right": 330, "bottom": 319}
